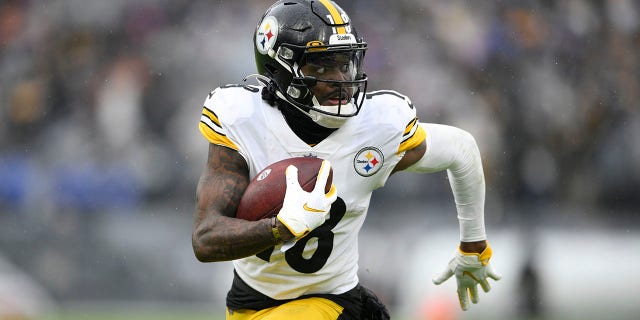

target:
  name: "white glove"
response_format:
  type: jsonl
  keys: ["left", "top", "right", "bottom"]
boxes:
{"left": 277, "top": 160, "right": 337, "bottom": 239}
{"left": 432, "top": 244, "right": 501, "bottom": 311}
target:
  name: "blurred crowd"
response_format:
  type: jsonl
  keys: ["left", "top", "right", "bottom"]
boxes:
{"left": 1, "top": 0, "right": 639, "bottom": 316}
{"left": 1, "top": 0, "right": 639, "bottom": 216}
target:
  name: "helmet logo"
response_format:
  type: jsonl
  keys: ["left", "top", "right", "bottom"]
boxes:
{"left": 307, "top": 40, "right": 327, "bottom": 52}
{"left": 256, "top": 16, "right": 278, "bottom": 55}
{"left": 353, "top": 147, "right": 384, "bottom": 177}
{"left": 307, "top": 40, "right": 325, "bottom": 47}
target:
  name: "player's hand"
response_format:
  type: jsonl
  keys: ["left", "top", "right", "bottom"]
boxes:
{"left": 277, "top": 160, "right": 337, "bottom": 239}
{"left": 432, "top": 244, "right": 501, "bottom": 311}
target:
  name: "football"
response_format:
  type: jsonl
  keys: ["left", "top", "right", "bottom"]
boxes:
{"left": 235, "top": 157, "right": 333, "bottom": 221}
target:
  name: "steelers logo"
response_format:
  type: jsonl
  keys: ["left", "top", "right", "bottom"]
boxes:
{"left": 353, "top": 147, "right": 384, "bottom": 177}
{"left": 256, "top": 16, "right": 278, "bottom": 55}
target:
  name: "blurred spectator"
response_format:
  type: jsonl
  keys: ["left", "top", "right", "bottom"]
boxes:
{"left": 0, "top": 0, "right": 639, "bottom": 212}
{"left": 1, "top": 0, "right": 639, "bottom": 309}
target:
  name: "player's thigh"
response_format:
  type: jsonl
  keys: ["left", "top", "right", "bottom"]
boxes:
{"left": 226, "top": 297, "right": 345, "bottom": 320}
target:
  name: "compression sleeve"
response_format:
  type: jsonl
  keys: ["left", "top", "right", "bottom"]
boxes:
{"left": 404, "top": 123, "right": 486, "bottom": 241}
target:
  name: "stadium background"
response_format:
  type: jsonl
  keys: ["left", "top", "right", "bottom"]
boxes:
{"left": 1, "top": 0, "right": 639, "bottom": 319}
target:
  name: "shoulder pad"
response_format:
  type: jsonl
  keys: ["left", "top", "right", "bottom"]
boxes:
{"left": 199, "top": 85, "right": 262, "bottom": 150}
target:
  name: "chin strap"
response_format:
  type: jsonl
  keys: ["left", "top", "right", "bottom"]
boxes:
{"left": 275, "top": 90, "right": 312, "bottom": 115}
{"left": 275, "top": 90, "right": 353, "bottom": 128}
{"left": 243, "top": 74, "right": 271, "bottom": 86}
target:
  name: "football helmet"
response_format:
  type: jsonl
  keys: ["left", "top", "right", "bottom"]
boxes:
{"left": 253, "top": 0, "right": 368, "bottom": 128}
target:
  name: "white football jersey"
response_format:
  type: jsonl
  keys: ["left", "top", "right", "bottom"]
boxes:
{"left": 199, "top": 84, "right": 426, "bottom": 300}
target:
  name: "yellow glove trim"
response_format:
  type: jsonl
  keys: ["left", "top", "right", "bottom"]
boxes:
{"left": 303, "top": 204, "right": 324, "bottom": 212}
{"left": 458, "top": 243, "right": 493, "bottom": 266}
{"left": 326, "top": 184, "right": 337, "bottom": 198}
{"left": 277, "top": 215, "right": 310, "bottom": 238}
{"left": 462, "top": 271, "right": 480, "bottom": 282}
{"left": 303, "top": 183, "right": 336, "bottom": 212}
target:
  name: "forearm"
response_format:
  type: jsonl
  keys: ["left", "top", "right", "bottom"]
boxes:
{"left": 446, "top": 130, "right": 486, "bottom": 242}
{"left": 192, "top": 144, "right": 295, "bottom": 262}
{"left": 405, "top": 123, "right": 486, "bottom": 242}
{"left": 193, "top": 174, "right": 292, "bottom": 261}
{"left": 192, "top": 213, "right": 285, "bottom": 262}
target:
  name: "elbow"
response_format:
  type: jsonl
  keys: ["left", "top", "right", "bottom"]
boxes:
{"left": 449, "top": 128, "right": 484, "bottom": 180}
{"left": 457, "top": 128, "right": 479, "bottom": 151}
{"left": 192, "top": 245, "right": 209, "bottom": 263}
{"left": 191, "top": 237, "right": 208, "bottom": 263}
{"left": 191, "top": 232, "right": 218, "bottom": 263}
{"left": 456, "top": 128, "right": 482, "bottom": 163}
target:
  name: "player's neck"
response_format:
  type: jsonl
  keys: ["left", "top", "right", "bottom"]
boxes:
{"left": 277, "top": 102, "right": 336, "bottom": 146}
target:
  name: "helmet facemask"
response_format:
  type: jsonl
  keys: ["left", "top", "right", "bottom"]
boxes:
{"left": 273, "top": 43, "right": 368, "bottom": 128}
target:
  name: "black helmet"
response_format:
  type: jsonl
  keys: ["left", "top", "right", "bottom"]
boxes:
{"left": 254, "top": 0, "right": 368, "bottom": 128}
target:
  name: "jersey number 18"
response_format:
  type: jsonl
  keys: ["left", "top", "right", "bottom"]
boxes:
{"left": 256, "top": 198, "right": 347, "bottom": 274}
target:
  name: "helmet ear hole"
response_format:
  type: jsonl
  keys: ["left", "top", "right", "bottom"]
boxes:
{"left": 287, "top": 86, "right": 301, "bottom": 98}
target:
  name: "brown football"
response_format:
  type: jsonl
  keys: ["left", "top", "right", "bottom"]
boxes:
{"left": 235, "top": 157, "right": 333, "bottom": 221}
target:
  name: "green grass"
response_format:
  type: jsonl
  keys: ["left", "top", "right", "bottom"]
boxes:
{"left": 39, "top": 311, "right": 606, "bottom": 320}
{"left": 51, "top": 313, "right": 216, "bottom": 320}
{"left": 39, "top": 308, "right": 224, "bottom": 320}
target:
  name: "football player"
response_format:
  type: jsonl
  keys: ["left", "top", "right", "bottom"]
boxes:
{"left": 193, "top": 0, "right": 501, "bottom": 319}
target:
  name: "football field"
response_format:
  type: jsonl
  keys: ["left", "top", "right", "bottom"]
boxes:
{"left": 43, "top": 309, "right": 223, "bottom": 320}
{"left": 39, "top": 308, "right": 602, "bottom": 320}
{"left": 29, "top": 302, "right": 224, "bottom": 320}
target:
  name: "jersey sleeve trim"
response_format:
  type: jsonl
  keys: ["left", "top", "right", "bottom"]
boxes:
{"left": 398, "top": 117, "right": 426, "bottom": 154}
{"left": 199, "top": 106, "right": 239, "bottom": 150}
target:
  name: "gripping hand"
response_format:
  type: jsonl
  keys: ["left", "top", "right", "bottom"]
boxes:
{"left": 432, "top": 244, "right": 501, "bottom": 311}
{"left": 277, "top": 160, "right": 337, "bottom": 239}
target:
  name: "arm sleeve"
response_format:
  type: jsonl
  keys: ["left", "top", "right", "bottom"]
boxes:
{"left": 405, "top": 123, "right": 486, "bottom": 241}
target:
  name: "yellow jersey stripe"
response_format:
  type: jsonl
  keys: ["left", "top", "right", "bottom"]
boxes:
{"left": 199, "top": 122, "right": 239, "bottom": 150}
{"left": 201, "top": 108, "right": 224, "bottom": 134}
{"left": 404, "top": 117, "right": 418, "bottom": 136}
{"left": 199, "top": 106, "right": 238, "bottom": 150}
{"left": 318, "top": 0, "right": 346, "bottom": 34}
{"left": 202, "top": 107, "right": 221, "bottom": 127}
{"left": 398, "top": 124, "right": 426, "bottom": 154}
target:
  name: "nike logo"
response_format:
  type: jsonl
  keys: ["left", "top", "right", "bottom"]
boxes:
{"left": 303, "top": 204, "right": 324, "bottom": 212}
{"left": 462, "top": 271, "right": 480, "bottom": 282}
